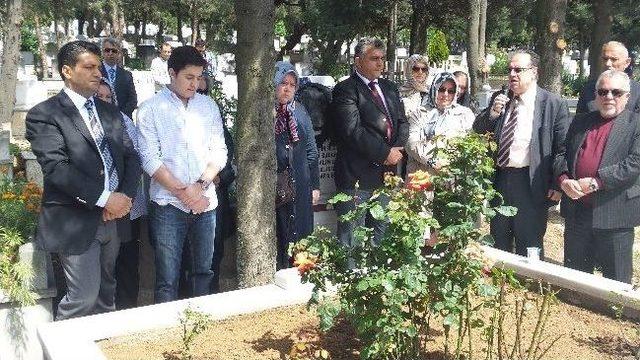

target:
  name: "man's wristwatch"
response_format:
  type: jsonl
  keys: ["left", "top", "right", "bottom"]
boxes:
{"left": 588, "top": 178, "right": 599, "bottom": 192}
{"left": 196, "top": 178, "right": 211, "bottom": 190}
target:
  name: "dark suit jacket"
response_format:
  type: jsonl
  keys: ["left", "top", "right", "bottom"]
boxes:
{"left": 101, "top": 64, "right": 138, "bottom": 118}
{"left": 576, "top": 79, "right": 640, "bottom": 115}
{"left": 554, "top": 110, "right": 640, "bottom": 229}
{"left": 473, "top": 86, "right": 570, "bottom": 206}
{"left": 331, "top": 74, "right": 409, "bottom": 190}
{"left": 25, "top": 91, "right": 142, "bottom": 255}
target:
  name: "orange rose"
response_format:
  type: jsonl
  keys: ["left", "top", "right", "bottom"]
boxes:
{"left": 406, "top": 170, "right": 433, "bottom": 191}
{"left": 293, "top": 252, "right": 317, "bottom": 275}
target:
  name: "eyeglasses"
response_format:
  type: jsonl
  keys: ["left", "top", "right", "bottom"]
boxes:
{"left": 103, "top": 48, "right": 119, "bottom": 54}
{"left": 437, "top": 87, "right": 456, "bottom": 95}
{"left": 508, "top": 67, "right": 533, "bottom": 74}
{"left": 412, "top": 66, "right": 428, "bottom": 73}
{"left": 596, "top": 88, "right": 628, "bottom": 98}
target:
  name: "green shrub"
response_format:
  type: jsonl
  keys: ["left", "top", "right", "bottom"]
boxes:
{"left": 20, "top": 25, "right": 38, "bottom": 53}
{"left": 427, "top": 28, "right": 450, "bottom": 65}
{"left": 491, "top": 50, "right": 509, "bottom": 75}
{"left": 562, "top": 71, "right": 588, "bottom": 97}
{"left": 125, "top": 58, "right": 146, "bottom": 71}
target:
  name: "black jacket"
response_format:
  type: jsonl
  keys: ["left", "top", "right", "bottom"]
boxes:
{"left": 331, "top": 74, "right": 409, "bottom": 190}
{"left": 473, "top": 86, "right": 570, "bottom": 206}
{"left": 101, "top": 64, "right": 138, "bottom": 118}
{"left": 26, "top": 91, "right": 141, "bottom": 254}
{"left": 554, "top": 110, "right": 640, "bottom": 229}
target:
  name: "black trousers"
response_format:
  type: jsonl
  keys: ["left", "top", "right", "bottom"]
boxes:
{"left": 491, "top": 167, "right": 549, "bottom": 257}
{"left": 564, "top": 203, "right": 634, "bottom": 284}
{"left": 115, "top": 218, "right": 141, "bottom": 309}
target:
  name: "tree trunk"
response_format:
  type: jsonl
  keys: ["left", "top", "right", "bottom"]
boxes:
{"left": 478, "top": 0, "right": 487, "bottom": 61}
{"left": 588, "top": 0, "right": 612, "bottom": 80}
{"left": 234, "top": 0, "right": 277, "bottom": 288}
{"left": 34, "top": 14, "right": 49, "bottom": 79}
{"left": 54, "top": 18, "right": 62, "bottom": 50}
{"left": 110, "top": 0, "right": 123, "bottom": 40}
{"left": 190, "top": 16, "right": 199, "bottom": 44}
{"left": 535, "top": 0, "right": 568, "bottom": 94}
{"left": 157, "top": 20, "right": 165, "bottom": 45}
{"left": 177, "top": 15, "right": 184, "bottom": 44}
{"left": 386, "top": 1, "right": 398, "bottom": 81}
{"left": 409, "top": 0, "right": 428, "bottom": 55}
{"left": 578, "top": 44, "right": 587, "bottom": 78}
{"left": 277, "top": 21, "right": 307, "bottom": 60}
{"left": 0, "top": 0, "right": 23, "bottom": 126}
{"left": 467, "top": 0, "right": 481, "bottom": 96}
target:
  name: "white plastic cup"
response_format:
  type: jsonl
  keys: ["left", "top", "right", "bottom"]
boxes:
{"left": 527, "top": 247, "right": 540, "bottom": 262}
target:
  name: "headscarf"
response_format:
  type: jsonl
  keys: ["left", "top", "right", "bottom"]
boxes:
{"left": 274, "top": 61, "right": 300, "bottom": 143}
{"left": 398, "top": 54, "right": 429, "bottom": 97}
{"left": 426, "top": 72, "right": 459, "bottom": 111}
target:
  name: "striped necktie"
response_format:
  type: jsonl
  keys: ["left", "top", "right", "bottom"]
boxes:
{"left": 496, "top": 97, "right": 520, "bottom": 168}
{"left": 85, "top": 100, "right": 119, "bottom": 191}
{"left": 108, "top": 68, "right": 116, "bottom": 84}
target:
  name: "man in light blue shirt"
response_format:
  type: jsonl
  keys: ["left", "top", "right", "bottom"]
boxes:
{"left": 137, "top": 46, "right": 227, "bottom": 303}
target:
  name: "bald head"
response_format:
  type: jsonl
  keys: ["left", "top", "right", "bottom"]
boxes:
{"left": 601, "top": 41, "right": 631, "bottom": 72}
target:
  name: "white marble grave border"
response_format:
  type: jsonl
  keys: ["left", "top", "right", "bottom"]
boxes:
{"left": 38, "top": 269, "right": 312, "bottom": 360}
{"left": 38, "top": 249, "right": 640, "bottom": 360}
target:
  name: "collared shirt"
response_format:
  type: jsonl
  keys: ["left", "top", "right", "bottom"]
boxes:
{"left": 63, "top": 87, "right": 111, "bottom": 207}
{"left": 150, "top": 57, "right": 170, "bottom": 88}
{"left": 504, "top": 85, "right": 537, "bottom": 168}
{"left": 136, "top": 87, "right": 228, "bottom": 213}
{"left": 355, "top": 70, "right": 390, "bottom": 113}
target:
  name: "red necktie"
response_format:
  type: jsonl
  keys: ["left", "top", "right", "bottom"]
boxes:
{"left": 368, "top": 81, "right": 393, "bottom": 140}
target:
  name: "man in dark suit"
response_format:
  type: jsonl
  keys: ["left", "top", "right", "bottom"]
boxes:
{"left": 331, "top": 37, "right": 409, "bottom": 247}
{"left": 555, "top": 70, "right": 640, "bottom": 284}
{"left": 576, "top": 41, "right": 640, "bottom": 114}
{"left": 26, "top": 41, "right": 141, "bottom": 320}
{"left": 473, "top": 49, "right": 570, "bottom": 257}
{"left": 101, "top": 37, "right": 138, "bottom": 118}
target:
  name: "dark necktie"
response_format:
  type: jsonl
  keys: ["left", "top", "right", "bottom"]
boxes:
{"left": 85, "top": 100, "right": 119, "bottom": 191}
{"left": 368, "top": 81, "right": 393, "bottom": 140}
{"left": 496, "top": 97, "right": 520, "bottom": 168}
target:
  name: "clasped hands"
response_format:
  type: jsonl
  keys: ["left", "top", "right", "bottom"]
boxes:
{"left": 103, "top": 192, "right": 132, "bottom": 222}
{"left": 174, "top": 182, "right": 210, "bottom": 214}
{"left": 560, "top": 177, "right": 598, "bottom": 200}
{"left": 384, "top": 147, "right": 404, "bottom": 166}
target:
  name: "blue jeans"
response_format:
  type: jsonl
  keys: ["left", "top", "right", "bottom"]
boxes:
{"left": 150, "top": 203, "right": 216, "bottom": 303}
{"left": 334, "top": 188, "right": 388, "bottom": 248}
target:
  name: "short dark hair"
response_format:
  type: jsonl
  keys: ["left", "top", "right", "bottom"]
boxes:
{"left": 167, "top": 46, "right": 207, "bottom": 74}
{"left": 453, "top": 70, "right": 468, "bottom": 79}
{"left": 57, "top": 40, "right": 101, "bottom": 78}
{"left": 509, "top": 49, "right": 540, "bottom": 68}
{"left": 194, "top": 39, "right": 206, "bottom": 47}
{"left": 354, "top": 37, "right": 385, "bottom": 59}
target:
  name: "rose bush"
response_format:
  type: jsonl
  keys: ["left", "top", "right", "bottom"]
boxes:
{"left": 290, "top": 133, "right": 530, "bottom": 359}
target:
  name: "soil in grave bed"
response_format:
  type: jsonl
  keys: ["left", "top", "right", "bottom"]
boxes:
{"left": 99, "top": 297, "right": 640, "bottom": 360}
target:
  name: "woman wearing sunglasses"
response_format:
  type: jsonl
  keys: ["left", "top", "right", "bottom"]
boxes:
{"left": 399, "top": 54, "right": 430, "bottom": 117}
{"left": 405, "top": 72, "right": 475, "bottom": 175}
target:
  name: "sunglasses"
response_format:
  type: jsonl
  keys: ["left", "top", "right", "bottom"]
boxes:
{"left": 508, "top": 67, "right": 532, "bottom": 74}
{"left": 412, "top": 66, "right": 428, "bottom": 73}
{"left": 103, "top": 48, "right": 119, "bottom": 54}
{"left": 437, "top": 87, "right": 456, "bottom": 95}
{"left": 596, "top": 88, "right": 627, "bottom": 98}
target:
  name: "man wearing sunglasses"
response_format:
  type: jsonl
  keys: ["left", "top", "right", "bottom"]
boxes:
{"left": 576, "top": 41, "right": 640, "bottom": 115}
{"left": 555, "top": 70, "right": 640, "bottom": 284}
{"left": 100, "top": 37, "right": 137, "bottom": 118}
{"left": 473, "top": 49, "right": 570, "bottom": 258}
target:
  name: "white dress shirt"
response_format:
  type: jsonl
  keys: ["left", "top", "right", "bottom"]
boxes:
{"left": 136, "top": 87, "right": 228, "bottom": 213}
{"left": 63, "top": 87, "right": 111, "bottom": 207}
{"left": 505, "top": 85, "right": 537, "bottom": 168}
{"left": 355, "top": 70, "right": 390, "bottom": 112}
{"left": 150, "top": 57, "right": 170, "bottom": 88}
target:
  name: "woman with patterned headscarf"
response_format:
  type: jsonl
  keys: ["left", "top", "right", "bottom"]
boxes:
{"left": 273, "top": 61, "right": 320, "bottom": 269}
{"left": 399, "top": 54, "right": 430, "bottom": 118}
{"left": 405, "top": 72, "right": 475, "bottom": 175}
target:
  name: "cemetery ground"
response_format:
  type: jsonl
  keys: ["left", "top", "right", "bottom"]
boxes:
{"left": 98, "top": 212, "right": 640, "bottom": 360}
